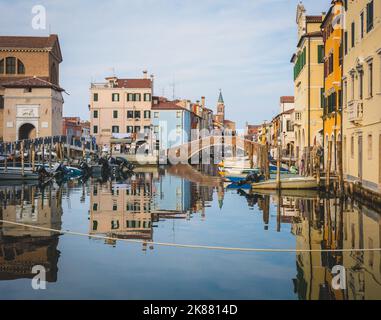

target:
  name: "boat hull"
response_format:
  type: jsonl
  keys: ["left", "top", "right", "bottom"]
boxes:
{"left": 252, "top": 177, "right": 318, "bottom": 190}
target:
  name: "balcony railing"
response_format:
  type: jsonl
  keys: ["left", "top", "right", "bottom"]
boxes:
{"left": 348, "top": 101, "right": 363, "bottom": 122}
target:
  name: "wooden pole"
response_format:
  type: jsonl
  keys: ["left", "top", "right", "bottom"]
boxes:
{"left": 265, "top": 143, "right": 270, "bottom": 180}
{"left": 21, "top": 141, "right": 25, "bottom": 176}
{"left": 13, "top": 143, "right": 16, "bottom": 168}
{"left": 276, "top": 142, "right": 281, "bottom": 189}
{"left": 42, "top": 143, "right": 45, "bottom": 166}
{"left": 316, "top": 150, "right": 321, "bottom": 188}
{"left": 4, "top": 146, "right": 7, "bottom": 173}
{"left": 49, "top": 138, "right": 52, "bottom": 169}
{"left": 31, "top": 142, "right": 35, "bottom": 172}
{"left": 337, "top": 140, "right": 343, "bottom": 195}
{"left": 326, "top": 141, "right": 332, "bottom": 192}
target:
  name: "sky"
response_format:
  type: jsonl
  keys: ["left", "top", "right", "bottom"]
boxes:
{"left": 0, "top": 0, "right": 331, "bottom": 128}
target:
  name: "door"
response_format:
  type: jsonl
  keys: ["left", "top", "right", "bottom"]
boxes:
{"left": 358, "top": 135, "right": 363, "bottom": 180}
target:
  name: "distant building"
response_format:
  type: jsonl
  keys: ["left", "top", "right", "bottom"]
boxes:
{"left": 89, "top": 71, "right": 153, "bottom": 147}
{"left": 245, "top": 124, "right": 261, "bottom": 142}
{"left": 0, "top": 34, "right": 64, "bottom": 142}
{"left": 291, "top": 4, "right": 324, "bottom": 165}
{"left": 151, "top": 96, "right": 192, "bottom": 151}
{"left": 62, "top": 117, "right": 90, "bottom": 143}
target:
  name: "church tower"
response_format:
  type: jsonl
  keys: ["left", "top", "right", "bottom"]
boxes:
{"left": 216, "top": 89, "right": 225, "bottom": 124}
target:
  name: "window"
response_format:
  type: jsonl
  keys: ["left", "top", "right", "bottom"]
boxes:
{"left": 127, "top": 110, "right": 134, "bottom": 118}
{"left": 93, "top": 93, "right": 98, "bottom": 102}
{"left": 93, "top": 110, "right": 98, "bottom": 118}
{"left": 154, "top": 112, "right": 159, "bottom": 118}
{"left": 318, "top": 45, "right": 324, "bottom": 63}
{"left": 5, "top": 57, "right": 16, "bottom": 74}
{"left": 351, "top": 136, "right": 354, "bottom": 158}
{"left": 93, "top": 125, "right": 98, "bottom": 134}
{"left": 144, "top": 110, "right": 151, "bottom": 119}
{"left": 344, "top": 80, "right": 348, "bottom": 106}
{"left": 359, "top": 71, "right": 364, "bottom": 100}
{"left": 17, "top": 59, "right": 25, "bottom": 74}
{"left": 351, "top": 22, "right": 355, "bottom": 48}
{"left": 93, "top": 203, "right": 98, "bottom": 211}
{"left": 367, "top": 1, "right": 374, "bottom": 33}
{"left": 126, "top": 126, "right": 133, "bottom": 133}
{"left": 134, "top": 111, "right": 141, "bottom": 118}
{"left": 0, "top": 95, "right": 4, "bottom": 109}
{"left": 127, "top": 93, "right": 134, "bottom": 101}
{"left": 176, "top": 111, "right": 182, "bottom": 118}
{"left": 368, "top": 62, "right": 373, "bottom": 98}
{"left": 144, "top": 93, "right": 151, "bottom": 101}
{"left": 344, "top": 31, "right": 348, "bottom": 55}
{"left": 0, "top": 59, "right": 3, "bottom": 73}
{"left": 113, "top": 110, "right": 118, "bottom": 118}
{"left": 154, "top": 126, "right": 159, "bottom": 133}
{"left": 134, "top": 126, "right": 141, "bottom": 133}
{"left": 360, "top": 12, "right": 364, "bottom": 39}
{"left": 286, "top": 120, "right": 293, "bottom": 132}
{"left": 321, "top": 88, "right": 325, "bottom": 108}
{"left": 111, "top": 220, "right": 119, "bottom": 229}
{"left": 135, "top": 93, "right": 141, "bottom": 101}
{"left": 368, "top": 134, "right": 373, "bottom": 160}
{"left": 344, "top": 0, "right": 348, "bottom": 11}
{"left": 112, "top": 125, "right": 119, "bottom": 133}
{"left": 351, "top": 73, "right": 355, "bottom": 100}
{"left": 112, "top": 93, "right": 119, "bottom": 102}
{"left": 293, "top": 47, "right": 307, "bottom": 80}
{"left": 144, "top": 126, "right": 150, "bottom": 133}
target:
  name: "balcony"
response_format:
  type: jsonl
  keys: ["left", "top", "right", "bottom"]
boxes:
{"left": 348, "top": 101, "right": 363, "bottom": 123}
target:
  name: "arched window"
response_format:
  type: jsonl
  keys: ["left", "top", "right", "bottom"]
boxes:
{"left": 5, "top": 57, "right": 16, "bottom": 74}
{"left": 0, "top": 59, "right": 4, "bottom": 74}
{"left": 17, "top": 59, "right": 25, "bottom": 74}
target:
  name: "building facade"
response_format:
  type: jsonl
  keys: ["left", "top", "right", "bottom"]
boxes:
{"left": 0, "top": 35, "right": 64, "bottom": 142}
{"left": 291, "top": 4, "right": 324, "bottom": 166}
{"left": 322, "top": 0, "right": 344, "bottom": 173}
{"left": 89, "top": 72, "right": 153, "bottom": 147}
{"left": 342, "top": 0, "right": 381, "bottom": 192}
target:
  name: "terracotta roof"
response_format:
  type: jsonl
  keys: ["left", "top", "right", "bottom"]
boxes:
{"left": 151, "top": 100, "right": 187, "bottom": 111}
{"left": 297, "top": 31, "right": 323, "bottom": 48}
{"left": 223, "top": 120, "right": 235, "bottom": 124}
{"left": 116, "top": 78, "right": 152, "bottom": 89}
{"left": 280, "top": 96, "right": 294, "bottom": 103}
{"left": 0, "top": 76, "right": 64, "bottom": 91}
{"left": 306, "top": 15, "right": 323, "bottom": 23}
{"left": 0, "top": 34, "right": 59, "bottom": 49}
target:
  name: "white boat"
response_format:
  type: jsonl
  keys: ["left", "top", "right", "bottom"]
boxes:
{"left": 251, "top": 177, "right": 318, "bottom": 190}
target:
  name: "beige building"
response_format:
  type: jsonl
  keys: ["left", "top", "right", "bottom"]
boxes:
{"left": 90, "top": 72, "right": 153, "bottom": 147}
{"left": 0, "top": 35, "right": 64, "bottom": 141}
{"left": 342, "top": 0, "right": 381, "bottom": 193}
{"left": 291, "top": 4, "right": 324, "bottom": 166}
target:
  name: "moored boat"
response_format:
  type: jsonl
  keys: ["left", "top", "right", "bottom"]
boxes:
{"left": 251, "top": 177, "right": 318, "bottom": 190}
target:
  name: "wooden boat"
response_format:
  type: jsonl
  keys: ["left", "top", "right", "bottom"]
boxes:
{"left": 251, "top": 177, "right": 318, "bottom": 190}
{"left": 0, "top": 168, "right": 40, "bottom": 180}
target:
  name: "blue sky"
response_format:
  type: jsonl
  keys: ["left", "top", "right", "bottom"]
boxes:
{"left": 0, "top": 0, "right": 331, "bottom": 127}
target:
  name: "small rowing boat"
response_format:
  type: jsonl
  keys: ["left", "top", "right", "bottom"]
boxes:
{"left": 251, "top": 177, "right": 318, "bottom": 190}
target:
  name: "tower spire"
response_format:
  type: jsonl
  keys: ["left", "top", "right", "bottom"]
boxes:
{"left": 218, "top": 89, "right": 224, "bottom": 104}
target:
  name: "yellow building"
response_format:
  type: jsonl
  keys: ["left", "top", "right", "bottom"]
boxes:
{"left": 291, "top": 4, "right": 324, "bottom": 167}
{"left": 342, "top": 0, "right": 381, "bottom": 193}
{"left": 321, "top": 1, "right": 343, "bottom": 173}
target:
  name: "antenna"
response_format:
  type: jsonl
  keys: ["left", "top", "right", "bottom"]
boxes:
{"left": 171, "top": 78, "right": 176, "bottom": 100}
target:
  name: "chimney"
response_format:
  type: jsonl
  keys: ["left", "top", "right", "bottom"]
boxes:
{"left": 143, "top": 70, "right": 148, "bottom": 79}
{"left": 201, "top": 96, "right": 205, "bottom": 108}
{"left": 150, "top": 74, "right": 154, "bottom": 95}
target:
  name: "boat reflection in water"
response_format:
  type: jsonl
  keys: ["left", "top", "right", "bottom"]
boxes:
{"left": 0, "top": 184, "right": 62, "bottom": 282}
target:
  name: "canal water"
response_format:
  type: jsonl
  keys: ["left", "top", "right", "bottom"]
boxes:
{"left": 0, "top": 165, "right": 380, "bottom": 300}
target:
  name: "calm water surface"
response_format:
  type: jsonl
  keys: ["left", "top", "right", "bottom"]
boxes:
{"left": 0, "top": 165, "right": 380, "bottom": 300}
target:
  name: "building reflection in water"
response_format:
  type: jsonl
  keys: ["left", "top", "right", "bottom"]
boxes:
{"left": 89, "top": 167, "right": 218, "bottom": 249}
{"left": 0, "top": 185, "right": 62, "bottom": 282}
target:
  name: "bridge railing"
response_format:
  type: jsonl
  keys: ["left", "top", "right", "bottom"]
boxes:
{"left": 0, "top": 135, "right": 98, "bottom": 155}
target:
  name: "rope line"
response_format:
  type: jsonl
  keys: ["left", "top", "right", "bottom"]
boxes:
{"left": 1, "top": 219, "right": 381, "bottom": 253}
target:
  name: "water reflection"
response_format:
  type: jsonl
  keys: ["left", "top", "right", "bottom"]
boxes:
{"left": 0, "top": 166, "right": 380, "bottom": 299}
{"left": 0, "top": 185, "right": 62, "bottom": 282}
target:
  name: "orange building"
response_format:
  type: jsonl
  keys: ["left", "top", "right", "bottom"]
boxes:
{"left": 321, "top": 1, "right": 343, "bottom": 173}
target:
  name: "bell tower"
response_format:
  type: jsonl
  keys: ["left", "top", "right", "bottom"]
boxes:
{"left": 216, "top": 89, "right": 225, "bottom": 124}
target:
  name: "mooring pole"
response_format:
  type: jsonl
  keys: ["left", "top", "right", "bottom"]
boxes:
{"left": 276, "top": 140, "right": 281, "bottom": 189}
{"left": 326, "top": 141, "right": 332, "bottom": 192}
{"left": 49, "top": 137, "right": 52, "bottom": 170}
{"left": 21, "top": 141, "right": 25, "bottom": 176}
{"left": 31, "top": 142, "right": 35, "bottom": 172}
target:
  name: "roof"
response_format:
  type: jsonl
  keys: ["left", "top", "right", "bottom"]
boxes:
{"left": 0, "top": 76, "right": 64, "bottom": 91}
{"left": 280, "top": 96, "right": 294, "bottom": 103}
{"left": 218, "top": 90, "right": 224, "bottom": 104}
{"left": 306, "top": 15, "right": 323, "bottom": 23}
{"left": 116, "top": 78, "right": 152, "bottom": 89}
{"left": 0, "top": 34, "right": 62, "bottom": 62}
{"left": 151, "top": 100, "right": 187, "bottom": 111}
{"left": 297, "top": 31, "right": 323, "bottom": 48}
